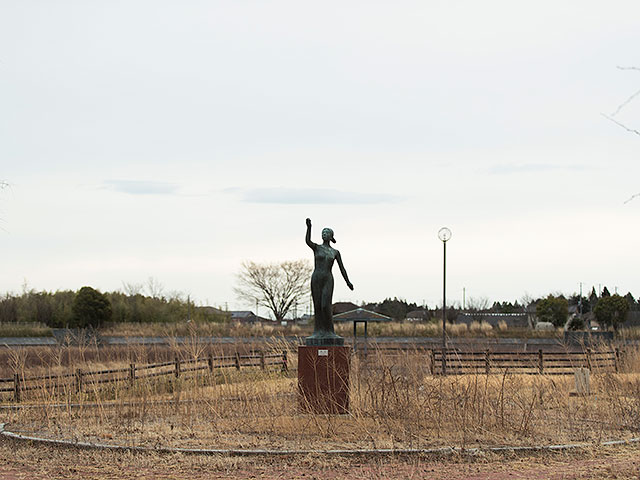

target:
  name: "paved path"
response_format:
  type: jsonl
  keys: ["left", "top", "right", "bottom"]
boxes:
{"left": 0, "top": 436, "right": 638, "bottom": 479}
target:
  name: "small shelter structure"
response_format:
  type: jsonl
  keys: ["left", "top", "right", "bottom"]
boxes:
{"left": 230, "top": 311, "right": 270, "bottom": 323}
{"left": 333, "top": 308, "right": 392, "bottom": 354}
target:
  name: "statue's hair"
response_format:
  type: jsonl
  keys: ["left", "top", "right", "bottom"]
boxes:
{"left": 322, "top": 228, "right": 336, "bottom": 243}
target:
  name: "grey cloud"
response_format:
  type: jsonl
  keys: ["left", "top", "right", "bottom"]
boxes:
{"left": 103, "top": 180, "right": 180, "bottom": 195}
{"left": 230, "top": 187, "right": 403, "bottom": 205}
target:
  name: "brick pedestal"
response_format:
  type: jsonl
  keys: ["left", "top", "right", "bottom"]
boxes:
{"left": 298, "top": 345, "right": 350, "bottom": 414}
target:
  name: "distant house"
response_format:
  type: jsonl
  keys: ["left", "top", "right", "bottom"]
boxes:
{"left": 230, "top": 311, "right": 271, "bottom": 323}
{"left": 198, "top": 306, "right": 227, "bottom": 316}
{"left": 333, "top": 302, "right": 359, "bottom": 315}
{"left": 197, "top": 306, "right": 231, "bottom": 321}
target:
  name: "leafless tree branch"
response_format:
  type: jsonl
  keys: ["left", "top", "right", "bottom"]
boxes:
{"left": 601, "top": 113, "right": 640, "bottom": 137}
{"left": 624, "top": 193, "right": 640, "bottom": 204}
{"left": 610, "top": 87, "right": 640, "bottom": 116}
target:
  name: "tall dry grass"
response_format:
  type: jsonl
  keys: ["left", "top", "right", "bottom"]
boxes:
{"left": 335, "top": 320, "right": 561, "bottom": 339}
{"left": 101, "top": 319, "right": 564, "bottom": 339}
{"left": 100, "top": 320, "right": 297, "bottom": 338}
{"left": 2, "top": 341, "right": 639, "bottom": 451}
{"left": 0, "top": 322, "right": 52, "bottom": 337}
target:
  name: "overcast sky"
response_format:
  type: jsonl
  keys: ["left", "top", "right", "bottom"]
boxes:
{"left": 1, "top": 1, "right": 639, "bottom": 315}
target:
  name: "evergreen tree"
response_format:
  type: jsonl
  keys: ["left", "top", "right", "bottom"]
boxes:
{"left": 594, "top": 294, "right": 629, "bottom": 331}
{"left": 624, "top": 292, "right": 637, "bottom": 310}
{"left": 536, "top": 295, "right": 569, "bottom": 327}
{"left": 71, "top": 287, "right": 112, "bottom": 328}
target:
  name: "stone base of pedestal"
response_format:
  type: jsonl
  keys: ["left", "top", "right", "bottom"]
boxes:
{"left": 298, "top": 345, "right": 350, "bottom": 414}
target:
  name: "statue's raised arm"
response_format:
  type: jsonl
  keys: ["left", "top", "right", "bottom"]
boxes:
{"left": 305, "top": 218, "right": 315, "bottom": 250}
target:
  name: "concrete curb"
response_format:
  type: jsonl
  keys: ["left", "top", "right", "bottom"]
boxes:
{"left": 1, "top": 423, "right": 638, "bottom": 457}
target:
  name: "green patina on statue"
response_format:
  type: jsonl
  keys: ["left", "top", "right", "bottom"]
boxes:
{"left": 305, "top": 218, "right": 354, "bottom": 346}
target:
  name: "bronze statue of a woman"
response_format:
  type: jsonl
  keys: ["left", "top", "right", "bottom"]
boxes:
{"left": 305, "top": 218, "right": 353, "bottom": 346}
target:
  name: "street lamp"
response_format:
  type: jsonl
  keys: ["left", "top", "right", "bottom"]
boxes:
{"left": 438, "top": 227, "right": 452, "bottom": 374}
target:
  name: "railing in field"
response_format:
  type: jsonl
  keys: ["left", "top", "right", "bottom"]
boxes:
{"left": 0, "top": 350, "right": 288, "bottom": 403}
{"left": 384, "top": 347, "right": 620, "bottom": 375}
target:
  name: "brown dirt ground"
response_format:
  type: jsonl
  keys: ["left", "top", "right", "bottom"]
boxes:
{"left": 0, "top": 438, "right": 638, "bottom": 480}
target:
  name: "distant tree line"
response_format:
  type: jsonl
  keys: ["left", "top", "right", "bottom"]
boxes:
{"left": 0, "top": 287, "right": 227, "bottom": 328}
{"left": 359, "top": 286, "right": 638, "bottom": 332}
{"left": 362, "top": 297, "right": 420, "bottom": 321}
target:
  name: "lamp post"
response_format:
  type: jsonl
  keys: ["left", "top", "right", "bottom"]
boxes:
{"left": 438, "top": 227, "right": 452, "bottom": 375}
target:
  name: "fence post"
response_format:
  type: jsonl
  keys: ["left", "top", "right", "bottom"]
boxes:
{"left": 538, "top": 349, "right": 544, "bottom": 374}
{"left": 484, "top": 350, "right": 491, "bottom": 375}
{"left": 429, "top": 350, "right": 435, "bottom": 375}
{"left": 208, "top": 354, "right": 214, "bottom": 373}
{"left": 282, "top": 350, "right": 288, "bottom": 372}
{"left": 75, "top": 368, "right": 83, "bottom": 394}
{"left": 586, "top": 348, "right": 592, "bottom": 372}
{"left": 13, "top": 373, "right": 20, "bottom": 403}
{"left": 260, "top": 351, "right": 265, "bottom": 370}
{"left": 129, "top": 363, "right": 136, "bottom": 386}
{"left": 614, "top": 348, "right": 620, "bottom": 373}
{"left": 174, "top": 356, "right": 181, "bottom": 378}
{"left": 235, "top": 352, "right": 241, "bottom": 370}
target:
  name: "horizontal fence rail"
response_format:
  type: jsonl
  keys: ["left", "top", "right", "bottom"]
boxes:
{"left": 0, "top": 351, "right": 288, "bottom": 403}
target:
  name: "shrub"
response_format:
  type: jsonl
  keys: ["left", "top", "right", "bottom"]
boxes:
{"left": 71, "top": 286, "right": 112, "bottom": 328}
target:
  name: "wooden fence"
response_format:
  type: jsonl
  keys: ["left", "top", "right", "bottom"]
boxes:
{"left": 428, "top": 348, "right": 619, "bottom": 375}
{"left": 0, "top": 346, "right": 623, "bottom": 402}
{"left": 0, "top": 351, "right": 288, "bottom": 403}
{"left": 357, "top": 344, "right": 621, "bottom": 375}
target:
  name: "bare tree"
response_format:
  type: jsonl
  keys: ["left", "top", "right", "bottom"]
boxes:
{"left": 121, "top": 281, "right": 144, "bottom": 296}
{"left": 145, "top": 277, "right": 164, "bottom": 299}
{"left": 234, "top": 260, "right": 312, "bottom": 322}
{"left": 466, "top": 296, "right": 489, "bottom": 322}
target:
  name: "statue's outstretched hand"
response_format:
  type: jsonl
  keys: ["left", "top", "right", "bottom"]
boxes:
{"left": 306, "top": 218, "right": 311, "bottom": 227}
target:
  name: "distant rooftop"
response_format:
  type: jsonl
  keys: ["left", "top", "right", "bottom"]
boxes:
{"left": 333, "top": 308, "right": 392, "bottom": 322}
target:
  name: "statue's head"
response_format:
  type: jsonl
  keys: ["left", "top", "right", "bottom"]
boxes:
{"left": 321, "top": 228, "right": 336, "bottom": 244}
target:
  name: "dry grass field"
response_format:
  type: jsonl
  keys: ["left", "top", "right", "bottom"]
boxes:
{"left": 0, "top": 342, "right": 639, "bottom": 479}
{"left": 2, "top": 343, "right": 639, "bottom": 451}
